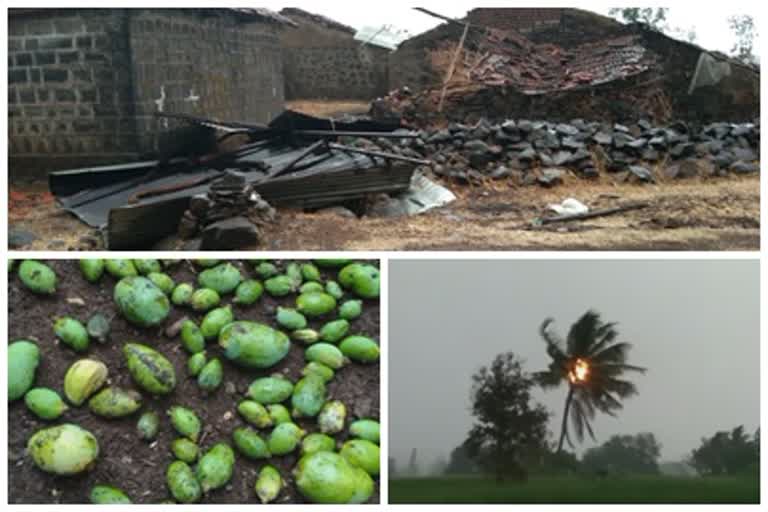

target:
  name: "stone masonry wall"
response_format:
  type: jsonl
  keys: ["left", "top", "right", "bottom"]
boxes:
{"left": 8, "top": 9, "right": 138, "bottom": 175}
{"left": 128, "top": 9, "right": 285, "bottom": 154}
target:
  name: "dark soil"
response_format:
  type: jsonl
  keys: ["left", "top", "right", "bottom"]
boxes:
{"left": 8, "top": 259, "right": 380, "bottom": 504}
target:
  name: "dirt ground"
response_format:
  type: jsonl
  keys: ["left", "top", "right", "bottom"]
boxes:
{"left": 10, "top": 174, "right": 759, "bottom": 251}
{"left": 8, "top": 259, "right": 380, "bottom": 504}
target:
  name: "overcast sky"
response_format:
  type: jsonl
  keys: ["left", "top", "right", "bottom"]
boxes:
{"left": 389, "top": 260, "right": 760, "bottom": 469}
{"left": 260, "top": 1, "right": 760, "bottom": 55}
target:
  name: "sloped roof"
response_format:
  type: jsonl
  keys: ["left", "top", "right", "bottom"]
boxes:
{"left": 280, "top": 7, "right": 356, "bottom": 34}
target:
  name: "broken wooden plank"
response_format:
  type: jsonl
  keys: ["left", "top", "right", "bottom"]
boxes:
{"left": 534, "top": 202, "right": 650, "bottom": 226}
{"left": 439, "top": 22, "right": 470, "bottom": 113}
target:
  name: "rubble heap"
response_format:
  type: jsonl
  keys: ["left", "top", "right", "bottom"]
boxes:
{"left": 355, "top": 118, "right": 760, "bottom": 185}
{"left": 178, "top": 170, "right": 276, "bottom": 249}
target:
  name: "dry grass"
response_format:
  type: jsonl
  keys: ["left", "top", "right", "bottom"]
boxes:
{"left": 285, "top": 100, "right": 372, "bottom": 118}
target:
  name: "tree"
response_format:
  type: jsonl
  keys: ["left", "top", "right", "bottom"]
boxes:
{"left": 407, "top": 447, "right": 419, "bottom": 475}
{"left": 728, "top": 15, "right": 758, "bottom": 65}
{"left": 464, "top": 352, "right": 550, "bottom": 482}
{"left": 534, "top": 310, "right": 646, "bottom": 453}
{"left": 445, "top": 442, "right": 479, "bottom": 475}
{"left": 582, "top": 433, "right": 661, "bottom": 475}
{"left": 690, "top": 425, "right": 759, "bottom": 475}
{"left": 608, "top": 8, "right": 669, "bottom": 31}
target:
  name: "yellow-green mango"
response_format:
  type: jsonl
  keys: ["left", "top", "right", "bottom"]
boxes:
{"left": 90, "top": 485, "right": 131, "bottom": 504}
{"left": 338, "top": 263, "right": 379, "bottom": 299}
{"left": 349, "top": 419, "right": 380, "bottom": 444}
{"left": 325, "top": 280, "right": 344, "bottom": 300}
{"left": 339, "top": 336, "right": 380, "bottom": 363}
{"left": 302, "top": 361, "right": 335, "bottom": 382}
{"left": 233, "top": 427, "right": 270, "bottom": 460}
{"left": 114, "top": 277, "right": 170, "bottom": 327}
{"left": 301, "top": 263, "right": 321, "bottom": 282}
{"left": 137, "top": 411, "right": 160, "bottom": 441}
{"left": 218, "top": 321, "right": 290, "bottom": 369}
{"left": 340, "top": 439, "right": 380, "bottom": 476}
{"left": 168, "top": 405, "right": 201, "bottom": 442}
{"left": 292, "top": 329, "right": 320, "bottom": 344}
{"left": 276, "top": 307, "right": 307, "bottom": 330}
{"left": 200, "top": 305, "right": 233, "bottom": 340}
{"left": 53, "top": 316, "right": 90, "bottom": 352}
{"left": 133, "top": 259, "right": 161, "bottom": 275}
{"left": 285, "top": 262, "right": 303, "bottom": 287}
{"left": 320, "top": 319, "right": 350, "bottom": 343}
{"left": 88, "top": 387, "right": 142, "bottom": 418}
{"left": 124, "top": 344, "right": 176, "bottom": 395}
{"left": 234, "top": 279, "right": 263, "bottom": 305}
{"left": 255, "top": 262, "right": 278, "bottom": 279}
{"left": 167, "top": 460, "right": 201, "bottom": 503}
{"left": 187, "top": 352, "right": 207, "bottom": 376}
{"left": 25, "top": 388, "right": 68, "bottom": 420}
{"left": 64, "top": 359, "right": 108, "bottom": 406}
{"left": 19, "top": 260, "right": 57, "bottom": 294}
{"left": 247, "top": 375, "right": 294, "bottom": 404}
{"left": 301, "top": 432, "right": 336, "bottom": 456}
{"left": 300, "top": 281, "right": 324, "bottom": 294}
{"left": 105, "top": 259, "right": 138, "bottom": 278}
{"left": 190, "top": 288, "right": 220, "bottom": 312}
{"left": 339, "top": 299, "right": 363, "bottom": 320}
{"left": 267, "top": 404, "right": 292, "bottom": 424}
{"left": 264, "top": 275, "right": 295, "bottom": 297}
{"left": 171, "top": 283, "right": 194, "bottom": 306}
{"left": 318, "top": 400, "right": 346, "bottom": 434}
{"left": 27, "top": 424, "right": 99, "bottom": 475}
{"left": 296, "top": 292, "right": 337, "bottom": 317}
{"left": 291, "top": 375, "right": 326, "bottom": 418}
{"left": 147, "top": 272, "right": 175, "bottom": 295}
{"left": 348, "top": 466, "right": 375, "bottom": 504}
{"left": 267, "top": 422, "right": 306, "bottom": 455}
{"left": 171, "top": 437, "right": 199, "bottom": 463}
{"left": 305, "top": 343, "right": 347, "bottom": 369}
{"left": 79, "top": 259, "right": 105, "bottom": 283}
{"left": 9, "top": 340, "right": 39, "bottom": 401}
{"left": 197, "top": 263, "right": 242, "bottom": 294}
{"left": 180, "top": 320, "right": 205, "bottom": 354}
{"left": 255, "top": 465, "right": 284, "bottom": 504}
{"left": 237, "top": 400, "right": 273, "bottom": 429}
{"left": 293, "top": 451, "right": 358, "bottom": 503}
{"left": 195, "top": 443, "right": 235, "bottom": 493}
{"left": 197, "top": 358, "right": 222, "bottom": 391}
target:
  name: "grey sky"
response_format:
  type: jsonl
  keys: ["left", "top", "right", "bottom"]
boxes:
{"left": 389, "top": 260, "right": 760, "bottom": 469}
{"left": 260, "top": 2, "right": 760, "bottom": 56}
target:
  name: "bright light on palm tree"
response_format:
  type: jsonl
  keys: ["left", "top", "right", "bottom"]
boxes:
{"left": 534, "top": 310, "right": 646, "bottom": 453}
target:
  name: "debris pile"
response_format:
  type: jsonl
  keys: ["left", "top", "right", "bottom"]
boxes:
{"left": 178, "top": 171, "right": 277, "bottom": 250}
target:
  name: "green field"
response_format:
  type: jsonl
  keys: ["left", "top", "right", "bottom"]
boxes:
{"left": 389, "top": 475, "right": 760, "bottom": 504}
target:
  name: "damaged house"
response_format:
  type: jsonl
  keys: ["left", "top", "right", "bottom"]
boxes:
{"left": 385, "top": 8, "right": 759, "bottom": 125}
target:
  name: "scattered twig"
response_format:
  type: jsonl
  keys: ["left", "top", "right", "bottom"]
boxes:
{"left": 533, "top": 202, "right": 650, "bottom": 226}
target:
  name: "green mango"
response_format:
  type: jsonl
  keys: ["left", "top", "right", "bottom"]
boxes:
{"left": 276, "top": 307, "right": 307, "bottom": 330}
{"left": 292, "top": 328, "right": 320, "bottom": 344}
{"left": 349, "top": 419, "right": 380, "bottom": 444}
{"left": 296, "top": 292, "right": 337, "bottom": 317}
{"left": 25, "top": 388, "right": 68, "bottom": 420}
{"left": 171, "top": 437, "right": 199, "bottom": 463}
{"left": 201, "top": 305, "right": 234, "bottom": 340}
{"left": 105, "top": 259, "right": 138, "bottom": 278}
{"left": 267, "top": 404, "right": 292, "bottom": 425}
{"left": 318, "top": 400, "right": 347, "bottom": 434}
{"left": 193, "top": 259, "right": 220, "bottom": 268}
{"left": 168, "top": 406, "right": 201, "bottom": 442}
{"left": 233, "top": 279, "right": 263, "bottom": 305}
{"left": 300, "top": 281, "right": 324, "bottom": 294}
{"left": 302, "top": 362, "right": 335, "bottom": 382}
{"left": 53, "top": 316, "right": 90, "bottom": 352}
{"left": 320, "top": 319, "right": 350, "bottom": 343}
{"left": 301, "top": 432, "right": 336, "bottom": 456}
{"left": 197, "top": 358, "right": 223, "bottom": 391}
{"left": 195, "top": 443, "right": 235, "bottom": 492}
{"left": 293, "top": 451, "right": 359, "bottom": 504}
{"left": 340, "top": 439, "right": 380, "bottom": 476}
{"left": 90, "top": 485, "right": 131, "bottom": 504}
{"left": 286, "top": 262, "right": 303, "bottom": 287}
{"left": 167, "top": 460, "right": 201, "bottom": 503}
{"left": 314, "top": 259, "right": 352, "bottom": 268}
{"left": 255, "top": 262, "right": 278, "bottom": 279}
{"left": 19, "top": 260, "right": 57, "bottom": 294}
{"left": 133, "top": 259, "right": 161, "bottom": 275}
{"left": 8, "top": 340, "right": 39, "bottom": 401}
{"left": 325, "top": 280, "right": 344, "bottom": 300}
{"left": 124, "top": 344, "right": 176, "bottom": 395}
{"left": 137, "top": 411, "right": 160, "bottom": 441}
{"left": 291, "top": 375, "right": 326, "bottom": 418}
{"left": 255, "top": 465, "right": 283, "bottom": 504}
{"left": 348, "top": 466, "right": 375, "bottom": 504}
{"left": 247, "top": 375, "right": 294, "bottom": 404}
{"left": 267, "top": 422, "right": 306, "bottom": 455}
{"left": 305, "top": 343, "right": 347, "bottom": 370}
{"left": 197, "top": 263, "right": 242, "bottom": 294}
{"left": 190, "top": 288, "right": 221, "bottom": 312}
{"left": 264, "top": 275, "right": 295, "bottom": 297}
{"left": 338, "top": 263, "right": 379, "bottom": 299}
{"left": 180, "top": 320, "right": 205, "bottom": 354}
{"left": 64, "top": 359, "right": 108, "bottom": 406}
{"left": 301, "top": 263, "right": 321, "bottom": 282}
{"left": 171, "top": 283, "right": 194, "bottom": 306}
{"left": 339, "top": 299, "right": 363, "bottom": 320}
{"left": 88, "top": 387, "right": 142, "bottom": 418}
{"left": 27, "top": 424, "right": 99, "bottom": 475}
{"left": 237, "top": 400, "right": 273, "bottom": 429}
{"left": 340, "top": 336, "right": 380, "bottom": 363}
{"left": 147, "top": 272, "right": 175, "bottom": 295}
{"left": 79, "top": 259, "right": 105, "bottom": 283}
{"left": 218, "top": 321, "right": 290, "bottom": 369}
{"left": 187, "top": 352, "right": 207, "bottom": 376}
{"left": 233, "top": 427, "right": 270, "bottom": 460}
{"left": 114, "top": 277, "right": 170, "bottom": 328}
{"left": 86, "top": 313, "right": 110, "bottom": 344}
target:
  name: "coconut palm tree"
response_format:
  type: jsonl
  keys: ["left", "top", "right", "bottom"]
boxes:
{"left": 534, "top": 310, "right": 646, "bottom": 453}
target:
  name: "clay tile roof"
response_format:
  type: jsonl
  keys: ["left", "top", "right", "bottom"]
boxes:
{"left": 280, "top": 7, "right": 357, "bottom": 34}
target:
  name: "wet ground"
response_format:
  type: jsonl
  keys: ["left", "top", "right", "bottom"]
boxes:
{"left": 8, "top": 259, "right": 380, "bottom": 504}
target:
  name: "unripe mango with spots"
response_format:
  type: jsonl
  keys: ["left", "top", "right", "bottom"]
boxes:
{"left": 348, "top": 466, "right": 375, "bottom": 504}
{"left": 105, "top": 259, "right": 138, "bottom": 278}
{"left": 114, "top": 277, "right": 170, "bottom": 327}
{"left": 54, "top": 316, "right": 90, "bottom": 352}
{"left": 349, "top": 419, "right": 380, "bottom": 444}
{"left": 320, "top": 319, "right": 350, "bottom": 343}
{"left": 341, "top": 439, "right": 380, "bottom": 476}
{"left": 340, "top": 336, "right": 380, "bottom": 363}
{"left": 197, "top": 358, "right": 223, "bottom": 391}
{"left": 196, "top": 443, "right": 235, "bottom": 492}
{"left": 338, "top": 263, "right": 379, "bottom": 299}
{"left": 339, "top": 299, "right": 363, "bottom": 320}
{"left": 201, "top": 305, "right": 233, "bottom": 340}
{"left": 25, "top": 388, "right": 68, "bottom": 420}
{"left": 124, "top": 344, "right": 176, "bottom": 395}
{"left": 218, "top": 321, "right": 290, "bottom": 369}
{"left": 286, "top": 262, "right": 303, "bottom": 287}
{"left": 187, "top": 352, "right": 207, "bottom": 376}
{"left": 190, "top": 288, "right": 220, "bottom": 312}
{"left": 64, "top": 359, "right": 108, "bottom": 406}
{"left": 147, "top": 272, "right": 175, "bottom": 295}
{"left": 247, "top": 375, "right": 294, "bottom": 404}
{"left": 180, "top": 320, "right": 205, "bottom": 354}
{"left": 301, "top": 432, "right": 336, "bottom": 456}
{"left": 171, "top": 438, "right": 199, "bottom": 463}
{"left": 318, "top": 400, "right": 347, "bottom": 434}
{"left": 325, "top": 280, "right": 344, "bottom": 300}
{"left": 255, "top": 465, "right": 284, "bottom": 504}
{"left": 167, "top": 460, "right": 201, "bottom": 503}
{"left": 300, "top": 281, "right": 324, "bottom": 294}
{"left": 305, "top": 343, "right": 347, "bottom": 369}
{"left": 233, "top": 427, "right": 271, "bottom": 460}
{"left": 8, "top": 340, "right": 39, "bottom": 401}
{"left": 276, "top": 307, "right": 307, "bottom": 330}
{"left": 234, "top": 279, "right": 263, "bottom": 305}
{"left": 197, "top": 263, "right": 242, "bottom": 294}
{"left": 238, "top": 400, "right": 273, "bottom": 429}
{"left": 301, "top": 263, "right": 321, "bottom": 282}
{"left": 296, "top": 292, "right": 337, "bottom": 317}
{"left": 79, "top": 259, "right": 105, "bottom": 283}
{"left": 302, "top": 361, "right": 335, "bottom": 382}
{"left": 27, "top": 424, "right": 99, "bottom": 475}
{"left": 292, "top": 329, "right": 320, "bottom": 344}
{"left": 267, "top": 422, "right": 306, "bottom": 455}
{"left": 90, "top": 485, "right": 131, "bottom": 504}
{"left": 133, "top": 259, "right": 161, "bottom": 275}
{"left": 19, "top": 260, "right": 57, "bottom": 294}
{"left": 255, "top": 262, "right": 278, "bottom": 279}
{"left": 88, "top": 387, "right": 142, "bottom": 418}
{"left": 137, "top": 411, "right": 160, "bottom": 441}
{"left": 264, "top": 275, "right": 296, "bottom": 296}
{"left": 267, "top": 404, "right": 292, "bottom": 424}
{"left": 294, "top": 451, "right": 362, "bottom": 504}
{"left": 291, "top": 375, "right": 327, "bottom": 418}
{"left": 171, "top": 283, "right": 194, "bottom": 306}
{"left": 169, "top": 406, "right": 201, "bottom": 442}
